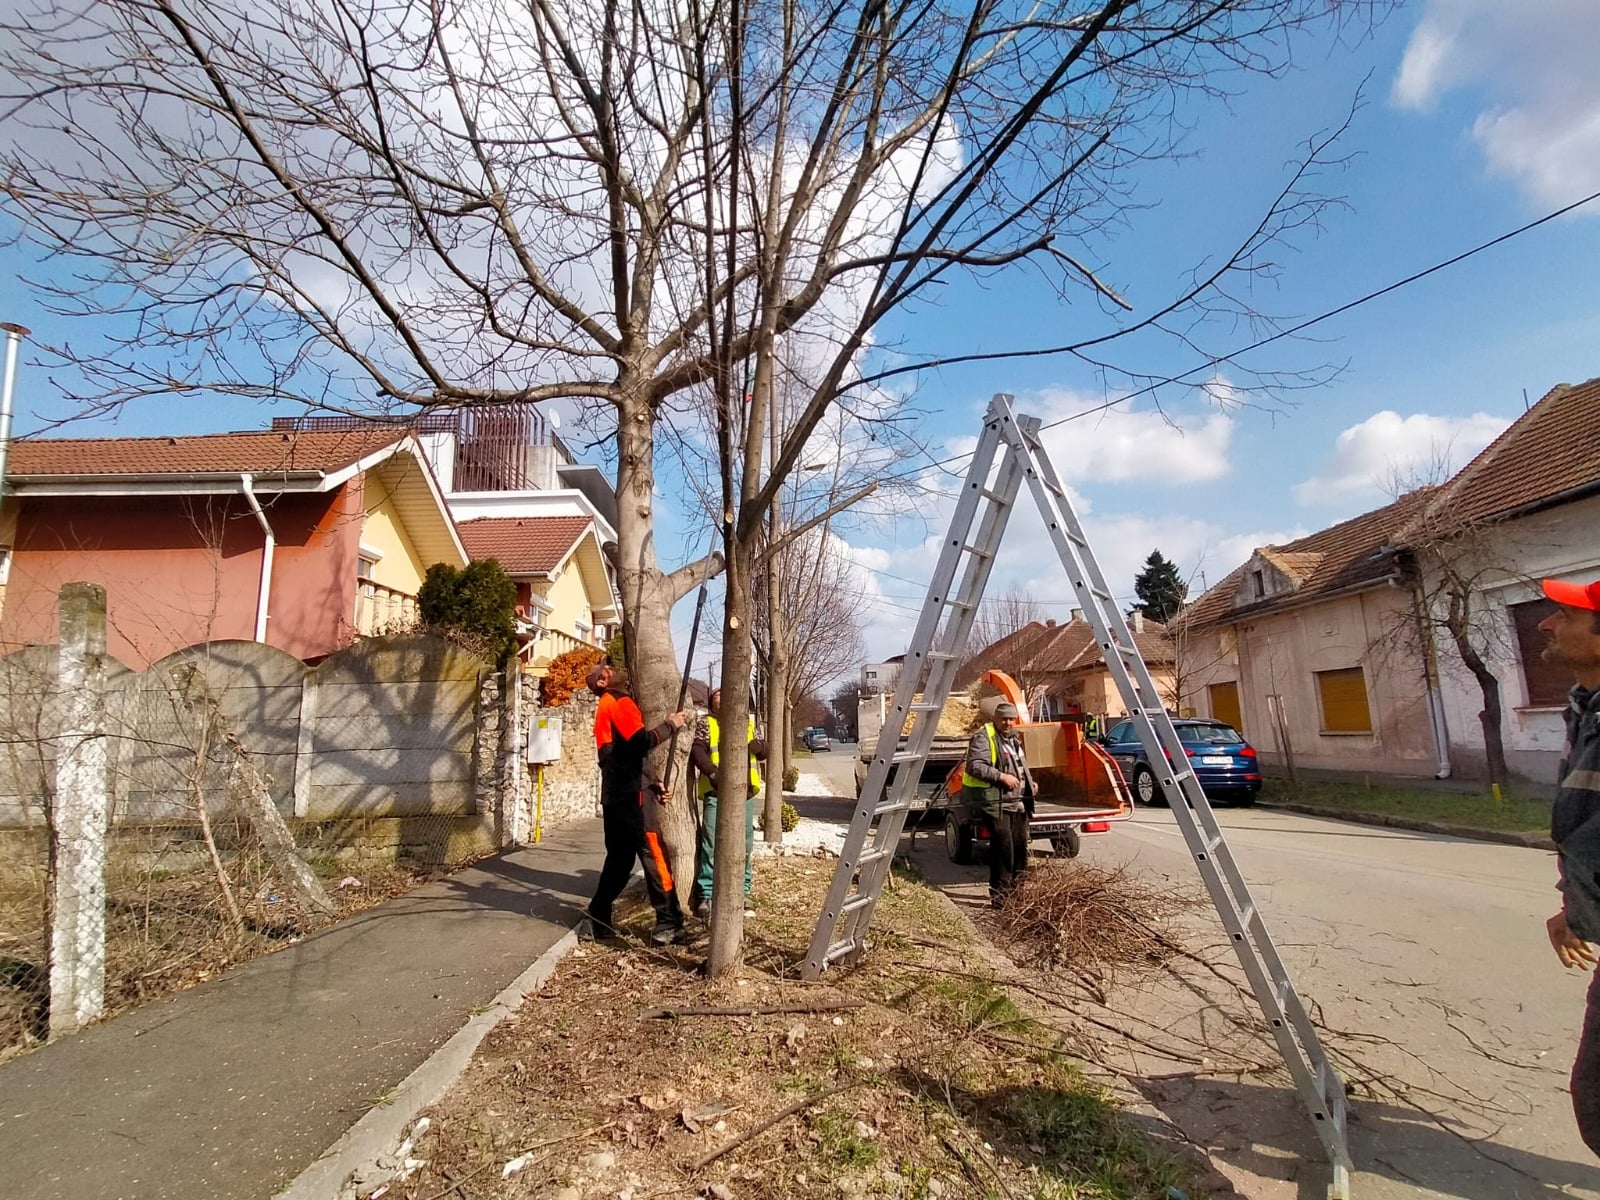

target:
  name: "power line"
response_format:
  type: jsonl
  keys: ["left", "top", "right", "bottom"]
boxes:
{"left": 862, "top": 186, "right": 1600, "bottom": 489}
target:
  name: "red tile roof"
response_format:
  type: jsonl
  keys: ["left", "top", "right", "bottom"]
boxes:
{"left": 963, "top": 615, "right": 1171, "bottom": 680}
{"left": 7, "top": 429, "right": 408, "bottom": 478}
{"left": 1407, "top": 378, "right": 1600, "bottom": 532}
{"left": 1180, "top": 488, "right": 1437, "bottom": 629}
{"left": 457, "top": 515, "right": 594, "bottom": 575}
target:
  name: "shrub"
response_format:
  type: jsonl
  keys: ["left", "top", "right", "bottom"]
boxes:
{"left": 783, "top": 764, "right": 799, "bottom": 792}
{"left": 604, "top": 630, "right": 626, "bottom": 667}
{"left": 541, "top": 646, "right": 605, "bottom": 708}
{"left": 780, "top": 801, "right": 800, "bottom": 832}
{"left": 417, "top": 559, "right": 519, "bottom": 665}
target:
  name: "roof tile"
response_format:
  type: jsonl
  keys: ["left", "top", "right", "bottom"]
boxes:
{"left": 457, "top": 515, "right": 594, "bottom": 575}
{"left": 1181, "top": 488, "right": 1435, "bottom": 629}
{"left": 1411, "top": 378, "right": 1600, "bottom": 530}
{"left": 8, "top": 429, "right": 408, "bottom": 478}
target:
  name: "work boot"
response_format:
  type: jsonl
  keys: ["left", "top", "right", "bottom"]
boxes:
{"left": 579, "top": 913, "right": 620, "bottom": 943}
{"left": 651, "top": 924, "right": 691, "bottom": 947}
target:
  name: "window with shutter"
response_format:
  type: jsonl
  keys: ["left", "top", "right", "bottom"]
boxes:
{"left": 1208, "top": 681, "right": 1243, "bottom": 732}
{"left": 1315, "top": 667, "right": 1372, "bottom": 733}
{"left": 1510, "top": 598, "right": 1570, "bottom": 708}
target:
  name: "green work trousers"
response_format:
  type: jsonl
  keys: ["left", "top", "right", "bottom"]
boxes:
{"left": 694, "top": 790, "right": 758, "bottom": 901}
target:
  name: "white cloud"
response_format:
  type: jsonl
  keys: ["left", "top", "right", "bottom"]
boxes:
{"left": 1293, "top": 409, "right": 1507, "bottom": 507}
{"left": 1392, "top": 1, "right": 1600, "bottom": 209}
{"left": 1026, "top": 387, "right": 1236, "bottom": 486}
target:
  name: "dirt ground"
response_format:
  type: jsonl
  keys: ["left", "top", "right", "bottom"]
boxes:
{"left": 376, "top": 853, "right": 1235, "bottom": 1200}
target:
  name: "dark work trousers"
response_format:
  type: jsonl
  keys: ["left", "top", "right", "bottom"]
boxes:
{"left": 587, "top": 794, "right": 684, "bottom": 933}
{"left": 965, "top": 787, "right": 1030, "bottom": 903}
{"left": 1574, "top": 968, "right": 1600, "bottom": 1156}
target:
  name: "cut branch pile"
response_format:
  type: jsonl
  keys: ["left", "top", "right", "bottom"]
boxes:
{"left": 988, "top": 860, "right": 1203, "bottom": 974}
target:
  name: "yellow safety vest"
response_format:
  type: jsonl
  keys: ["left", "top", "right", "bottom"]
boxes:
{"left": 698, "top": 714, "right": 762, "bottom": 796}
{"left": 960, "top": 723, "right": 1000, "bottom": 790}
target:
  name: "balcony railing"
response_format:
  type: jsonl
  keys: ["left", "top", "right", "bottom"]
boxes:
{"left": 355, "top": 580, "right": 420, "bottom": 636}
{"left": 523, "top": 625, "right": 592, "bottom": 673}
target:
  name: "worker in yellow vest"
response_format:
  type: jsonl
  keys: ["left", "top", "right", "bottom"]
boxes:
{"left": 689, "top": 688, "right": 767, "bottom": 917}
{"left": 960, "top": 701, "right": 1036, "bottom": 908}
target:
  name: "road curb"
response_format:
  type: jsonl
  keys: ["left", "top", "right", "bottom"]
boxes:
{"left": 1261, "top": 801, "right": 1556, "bottom": 851}
{"left": 275, "top": 927, "right": 580, "bottom": 1200}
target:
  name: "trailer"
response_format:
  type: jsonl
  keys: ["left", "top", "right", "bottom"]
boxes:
{"left": 856, "top": 669, "right": 1133, "bottom": 862}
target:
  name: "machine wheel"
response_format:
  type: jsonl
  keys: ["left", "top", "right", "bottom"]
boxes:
{"left": 945, "top": 811, "right": 976, "bottom": 865}
{"left": 1050, "top": 828, "right": 1082, "bottom": 858}
{"left": 1133, "top": 764, "right": 1162, "bottom": 807}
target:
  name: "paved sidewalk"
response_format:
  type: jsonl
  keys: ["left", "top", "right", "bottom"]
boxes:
{"left": 0, "top": 820, "right": 605, "bottom": 1200}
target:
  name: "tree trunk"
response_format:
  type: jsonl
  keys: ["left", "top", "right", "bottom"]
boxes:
{"left": 764, "top": 544, "right": 787, "bottom": 841}
{"left": 1459, "top": 644, "right": 1510, "bottom": 788}
{"left": 708, "top": 536, "right": 757, "bottom": 976}
{"left": 612, "top": 393, "right": 697, "bottom": 895}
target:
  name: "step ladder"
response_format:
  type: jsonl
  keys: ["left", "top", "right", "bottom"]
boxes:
{"left": 803, "top": 393, "right": 1352, "bottom": 1199}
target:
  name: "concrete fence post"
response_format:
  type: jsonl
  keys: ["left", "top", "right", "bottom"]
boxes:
{"left": 48, "top": 582, "right": 110, "bottom": 1038}
{"left": 499, "top": 668, "right": 527, "bottom": 846}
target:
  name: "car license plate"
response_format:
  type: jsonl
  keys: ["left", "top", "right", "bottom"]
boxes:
{"left": 1201, "top": 755, "right": 1231, "bottom": 766}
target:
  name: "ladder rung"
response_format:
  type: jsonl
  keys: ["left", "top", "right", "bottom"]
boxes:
{"left": 1236, "top": 901, "right": 1255, "bottom": 929}
{"left": 823, "top": 938, "right": 860, "bottom": 965}
{"left": 840, "top": 894, "right": 874, "bottom": 917}
{"left": 889, "top": 751, "right": 924, "bottom": 764}
{"left": 907, "top": 702, "right": 943, "bottom": 713}
{"left": 1090, "top": 586, "right": 1113, "bottom": 603}
{"left": 1204, "top": 831, "right": 1224, "bottom": 855}
{"left": 853, "top": 848, "right": 891, "bottom": 870}
{"left": 978, "top": 486, "right": 1007, "bottom": 504}
{"left": 873, "top": 801, "right": 909, "bottom": 817}
{"left": 961, "top": 543, "right": 993, "bottom": 559}
{"left": 1275, "top": 978, "right": 1292, "bottom": 1014}
{"left": 925, "top": 651, "right": 958, "bottom": 662}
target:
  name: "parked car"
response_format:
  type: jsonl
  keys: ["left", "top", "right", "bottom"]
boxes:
{"left": 804, "top": 727, "right": 831, "bottom": 752}
{"left": 1099, "top": 718, "right": 1262, "bottom": 806}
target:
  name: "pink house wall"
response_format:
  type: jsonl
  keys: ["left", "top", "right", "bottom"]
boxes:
{"left": 2, "top": 480, "right": 366, "bottom": 668}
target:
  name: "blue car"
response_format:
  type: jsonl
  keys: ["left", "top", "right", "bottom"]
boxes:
{"left": 1100, "top": 718, "right": 1262, "bottom": 807}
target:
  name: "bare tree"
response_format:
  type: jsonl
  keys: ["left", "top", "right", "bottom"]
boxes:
{"left": 4, "top": 0, "right": 1380, "bottom": 973}
{"left": 971, "top": 588, "right": 1048, "bottom": 659}
{"left": 1387, "top": 489, "right": 1523, "bottom": 790}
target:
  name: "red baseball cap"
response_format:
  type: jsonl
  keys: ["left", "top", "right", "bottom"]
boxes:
{"left": 1542, "top": 578, "right": 1600, "bottom": 612}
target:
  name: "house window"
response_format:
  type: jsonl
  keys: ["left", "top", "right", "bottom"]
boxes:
{"left": 0, "top": 547, "right": 10, "bottom": 586}
{"left": 1315, "top": 667, "right": 1372, "bottom": 733}
{"left": 1208, "top": 681, "right": 1243, "bottom": 733}
{"left": 1510, "top": 597, "right": 1572, "bottom": 708}
{"left": 357, "top": 553, "right": 379, "bottom": 581}
{"left": 1251, "top": 570, "right": 1266, "bottom": 599}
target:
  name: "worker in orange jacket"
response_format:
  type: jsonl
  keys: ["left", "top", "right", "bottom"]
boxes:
{"left": 583, "top": 663, "right": 689, "bottom": 945}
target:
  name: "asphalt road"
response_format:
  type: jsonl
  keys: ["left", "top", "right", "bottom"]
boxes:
{"left": 801, "top": 749, "right": 1600, "bottom": 1198}
{"left": 1075, "top": 805, "right": 1600, "bottom": 1199}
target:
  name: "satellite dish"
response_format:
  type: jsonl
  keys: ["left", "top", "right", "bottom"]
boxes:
{"left": 548, "top": 410, "right": 562, "bottom": 430}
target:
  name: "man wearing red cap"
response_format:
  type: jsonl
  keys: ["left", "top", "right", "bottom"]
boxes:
{"left": 1538, "top": 575, "right": 1600, "bottom": 1155}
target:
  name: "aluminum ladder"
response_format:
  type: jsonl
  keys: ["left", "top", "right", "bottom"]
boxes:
{"left": 804, "top": 393, "right": 1353, "bottom": 1198}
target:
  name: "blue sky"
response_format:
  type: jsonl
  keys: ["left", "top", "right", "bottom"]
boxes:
{"left": 811, "top": 0, "right": 1600, "bottom": 671}
{"left": 3, "top": 1, "right": 1598, "bottom": 690}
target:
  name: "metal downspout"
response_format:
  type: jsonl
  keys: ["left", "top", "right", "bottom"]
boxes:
{"left": 1405, "top": 578, "right": 1452, "bottom": 779}
{"left": 239, "top": 473, "right": 275, "bottom": 642}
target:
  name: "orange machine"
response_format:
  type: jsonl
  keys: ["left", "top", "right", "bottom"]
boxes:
{"left": 941, "top": 669, "right": 1133, "bottom": 862}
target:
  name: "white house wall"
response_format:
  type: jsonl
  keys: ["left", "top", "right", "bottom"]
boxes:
{"left": 1428, "top": 492, "right": 1600, "bottom": 784}
{"left": 1194, "top": 588, "right": 1436, "bottom": 776}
